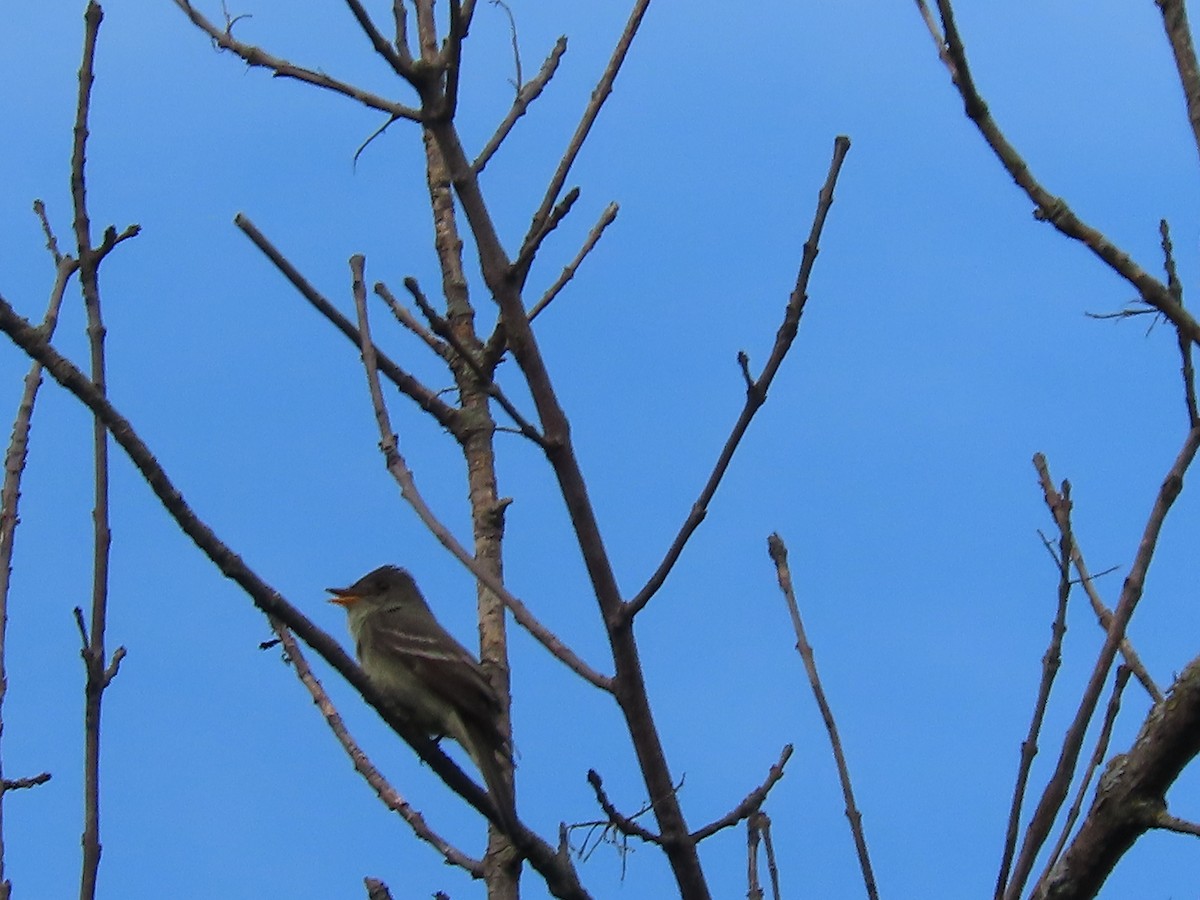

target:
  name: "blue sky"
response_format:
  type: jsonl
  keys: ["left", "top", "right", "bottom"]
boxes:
{"left": 2, "top": 1, "right": 1198, "bottom": 897}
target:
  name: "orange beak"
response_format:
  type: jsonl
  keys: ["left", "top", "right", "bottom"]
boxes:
{"left": 327, "top": 587, "right": 361, "bottom": 608}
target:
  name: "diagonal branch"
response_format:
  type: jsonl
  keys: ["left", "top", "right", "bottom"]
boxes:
{"left": 395, "top": 277, "right": 546, "bottom": 446}
{"left": 1154, "top": 0, "right": 1200, "bottom": 168}
{"left": 528, "top": 202, "right": 618, "bottom": 322}
{"left": 1031, "top": 654, "right": 1200, "bottom": 900}
{"left": 623, "top": 136, "right": 851, "bottom": 622}
{"left": 689, "top": 744, "right": 793, "bottom": 842}
{"left": 348, "top": 257, "right": 610, "bottom": 691}
{"left": 0, "top": 292, "right": 591, "bottom": 900}
{"left": 1006, "top": 424, "right": 1200, "bottom": 900}
{"left": 233, "top": 213, "right": 459, "bottom": 432}
{"left": 516, "top": 0, "right": 650, "bottom": 278}
{"left": 269, "top": 621, "right": 483, "bottom": 875}
{"left": 1033, "top": 456, "right": 1161, "bottom": 701}
{"left": 473, "top": 37, "right": 567, "bottom": 175}
{"left": 924, "top": 0, "right": 1200, "bottom": 348}
{"left": 767, "top": 533, "right": 878, "bottom": 900}
{"left": 171, "top": 0, "right": 421, "bottom": 121}
{"left": 1039, "top": 666, "right": 1131, "bottom": 882}
{"left": 343, "top": 0, "right": 407, "bottom": 75}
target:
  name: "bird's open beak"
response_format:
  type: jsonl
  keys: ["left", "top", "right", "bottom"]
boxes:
{"left": 326, "top": 587, "right": 361, "bottom": 608}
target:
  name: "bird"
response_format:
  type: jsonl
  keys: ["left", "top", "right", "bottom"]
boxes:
{"left": 327, "top": 565, "right": 517, "bottom": 832}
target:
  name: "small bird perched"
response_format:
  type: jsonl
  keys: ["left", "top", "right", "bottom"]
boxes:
{"left": 328, "top": 565, "right": 516, "bottom": 831}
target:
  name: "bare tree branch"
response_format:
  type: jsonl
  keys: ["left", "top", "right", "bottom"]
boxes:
{"left": 0, "top": 291, "right": 591, "bottom": 900}
{"left": 767, "top": 533, "right": 878, "bottom": 900}
{"left": 0, "top": 202, "right": 78, "bottom": 900}
{"left": 585, "top": 769, "right": 662, "bottom": 844}
{"left": 1031, "top": 655, "right": 1200, "bottom": 900}
{"left": 343, "top": 0, "right": 406, "bottom": 74}
{"left": 347, "top": 256, "right": 610, "bottom": 691}
{"left": 528, "top": 202, "right": 618, "bottom": 322}
{"left": 689, "top": 745, "right": 793, "bottom": 842}
{"left": 1154, "top": 0, "right": 1200, "bottom": 167}
{"left": 995, "top": 505, "right": 1073, "bottom": 900}
{"left": 233, "top": 213, "right": 460, "bottom": 432}
{"left": 1160, "top": 220, "right": 1199, "bottom": 427}
{"left": 395, "top": 277, "right": 546, "bottom": 447}
{"left": 170, "top": 0, "right": 421, "bottom": 121}
{"left": 516, "top": 0, "right": 650, "bottom": 279}
{"left": 925, "top": 0, "right": 1200, "bottom": 349}
{"left": 69, "top": 8, "right": 123, "bottom": 897}
{"left": 624, "top": 137, "right": 851, "bottom": 621}
{"left": 1008, "top": 424, "right": 1200, "bottom": 899}
{"left": 474, "top": 36, "right": 567, "bottom": 174}
{"left": 0, "top": 774, "right": 51, "bottom": 793}
{"left": 1040, "top": 666, "right": 1131, "bottom": 880}
{"left": 270, "top": 621, "right": 483, "bottom": 875}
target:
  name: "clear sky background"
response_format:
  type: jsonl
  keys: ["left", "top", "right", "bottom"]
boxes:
{"left": 2, "top": 1, "right": 1198, "bottom": 898}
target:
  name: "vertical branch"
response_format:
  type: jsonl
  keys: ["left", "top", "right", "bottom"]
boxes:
{"left": 1038, "top": 666, "right": 1131, "bottom": 880}
{"left": 1160, "top": 220, "right": 1198, "bottom": 426}
{"left": 418, "top": 128, "right": 520, "bottom": 891}
{"left": 70, "top": 7, "right": 125, "bottom": 899}
{"left": 766, "top": 534, "right": 878, "bottom": 900}
{"left": 517, "top": 0, "right": 650, "bottom": 272}
{"left": 0, "top": 208, "right": 76, "bottom": 900}
{"left": 995, "top": 463, "right": 1074, "bottom": 900}
{"left": 1005, "top": 425, "right": 1200, "bottom": 900}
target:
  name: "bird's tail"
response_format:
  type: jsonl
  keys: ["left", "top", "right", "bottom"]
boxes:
{"left": 464, "top": 723, "right": 519, "bottom": 836}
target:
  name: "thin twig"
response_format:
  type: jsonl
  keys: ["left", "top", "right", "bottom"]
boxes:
{"left": 759, "top": 813, "right": 781, "bottom": 900}
{"left": 171, "top": 0, "right": 420, "bottom": 121}
{"left": 396, "top": 278, "right": 546, "bottom": 446}
{"left": 233, "top": 213, "right": 459, "bottom": 432}
{"left": 270, "top": 620, "right": 483, "bottom": 874}
{"left": 373, "top": 281, "right": 447, "bottom": 358}
{"left": 912, "top": 0, "right": 957, "bottom": 79}
{"left": 528, "top": 202, "right": 618, "bottom": 322}
{"left": 1161, "top": 220, "right": 1198, "bottom": 427}
{"left": 348, "top": 257, "right": 608, "bottom": 690}
{"left": 474, "top": 37, "right": 567, "bottom": 174}
{"left": 0, "top": 774, "right": 51, "bottom": 793}
{"left": 1154, "top": 812, "right": 1200, "bottom": 837}
{"left": 1040, "top": 666, "right": 1131, "bottom": 878}
{"left": 492, "top": 0, "right": 522, "bottom": 89}
{"left": 1030, "top": 457, "right": 1161, "bottom": 701}
{"left": 70, "top": 8, "right": 124, "bottom": 898}
{"left": 0, "top": 206, "right": 79, "bottom": 900}
{"left": 391, "top": 0, "right": 412, "bottom": 66}
{"left": 994, "top": 472, "right": 1076, "bottom": 900}
{"left": 624, "top": 137, "right": 851, "bottom": 622}
{"left": 516, "top": 0, "right": 650, "bottom": 278}
{"left": 689, "top": 745, "right": 793, "bottom": 842}
{"left": 1006, "top": 424, "right": 1200, "bottom": 899}
{"left": 925, "top": 0, "right": 1200, "bottom": 349}
{"left": 0, "top": 294, "right": 593, "bottom": 899}
{"left": 747, "top": 812, "right": 765, "bottom": 900}
{"left": 584, "top": 770, "right": 662, "bottom": 844}
{"left": 746, "top": 811, "right": 781, "bottom": 900}
{"left": 511, "top": 187, "right": 581, "bottom": 286}
{"left": 767, "top": 534, "right": 878, "bottom": 900}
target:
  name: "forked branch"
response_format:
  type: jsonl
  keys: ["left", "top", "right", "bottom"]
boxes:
{"left": 624, "top": 137, "right": 851, "bottom": 621}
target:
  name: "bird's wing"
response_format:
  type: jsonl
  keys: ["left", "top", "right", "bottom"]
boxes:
{"left": 362, "top": 607, "right": 502, "bottom": 725}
